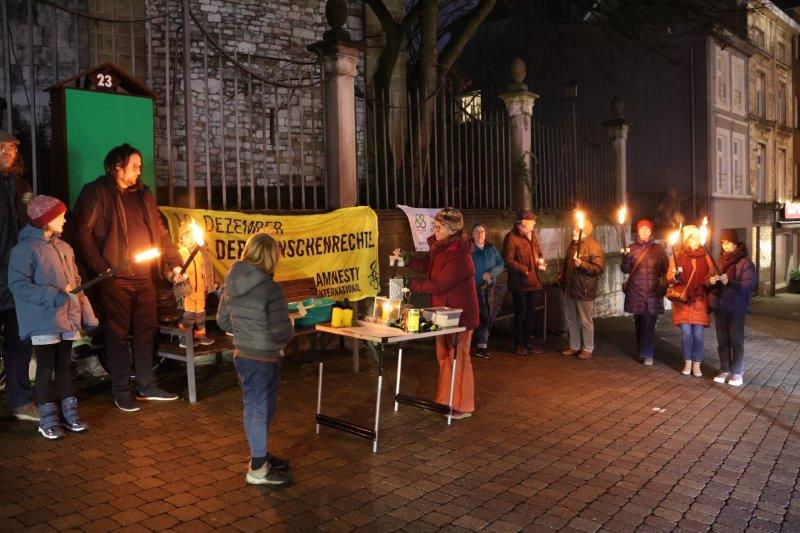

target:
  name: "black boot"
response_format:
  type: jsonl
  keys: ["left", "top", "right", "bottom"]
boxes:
{"left": 38, "top": 403, "right": 65, "bottom": 440}
{"left": 61, "top": 396, "right": 88, "bottom": 432}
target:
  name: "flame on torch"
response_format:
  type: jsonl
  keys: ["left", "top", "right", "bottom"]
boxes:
{"left": 133, "top": 248, "right": 161, "bottom": 263}
{"left": 617, "top": 205, "right": 627, "bottom": 225}
{"left": 668, "top": 230, "right": 680, "bottom": 247}
{"left": 575, "top": 210, "right": 585, "bottom": 231}
{"left": 190, "top": 220, "right": 205, "bottom": 247}
{"left": 699, "top": 216, "right": 709, "bottom": 246}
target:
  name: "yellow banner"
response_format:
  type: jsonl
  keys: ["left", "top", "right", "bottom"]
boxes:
{"left": 159, "top": 206, "right": 380, "bottom": 301}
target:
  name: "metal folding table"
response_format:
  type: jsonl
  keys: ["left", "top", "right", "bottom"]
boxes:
{"left": 314, "top": 321, "right": 466, "bottom": 452}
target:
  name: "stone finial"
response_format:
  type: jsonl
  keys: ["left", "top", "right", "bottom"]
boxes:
{"left": 611, "top": 96, "right": 624, "bottom": 118}
{"left": 508, "top": 57, "right": 528, "bottom": 91}
{"left": 325, "top": 0, "right": 350, "bottom": 38}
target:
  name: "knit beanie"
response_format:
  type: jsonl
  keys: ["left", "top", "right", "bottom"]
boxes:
{"left": 719, "top": 228, "right": 741, "bottom": 245}
{"left": 26, "top": 194, "right": 66, "bottom": 228}
{"left": 434, "top": 207, "right": 464, "bottom": 233}
{"left": 682, "top": 225, "right": 700, "bottom": 242}
{"left": 636, "top": 219, "right": 654, "bottom": 232}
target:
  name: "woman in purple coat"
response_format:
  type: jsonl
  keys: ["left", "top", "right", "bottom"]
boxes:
{"left": 709, "top": 229, "right": 755, "bottom": 387}
{"left": 620, "top": 219, "right": 669, "bottom": 366}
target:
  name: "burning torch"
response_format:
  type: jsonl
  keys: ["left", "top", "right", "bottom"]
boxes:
{"left": 70, "top": 248, "right": 161, "bottom": 294}
{"left": 699, "top": 217, "right": 720, "bottom": 273}
{"left": 617, "top": 204, "right": 628, "bottom": 250}
{"left": 178, "top": 220, "right": 205, "bottom": 276}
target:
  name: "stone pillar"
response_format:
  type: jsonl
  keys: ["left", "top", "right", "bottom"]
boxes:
{"left": 603, "top": 97, "right": 630, "bottom": 205}
{"left": 309, "top": 0, "right": 364, "bottom": 209}
{"left": 499, "top": 58, "right": 538, "bottom": 211}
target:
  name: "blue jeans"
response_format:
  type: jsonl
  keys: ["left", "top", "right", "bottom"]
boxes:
{"left": 234, "top": 357, "right": 281, "bottom": 458}
{"left": 679, "top": 324, "right": 705, "bottom": 361}
{"left": 714, "top": 311, "right": 746, "bottom": 375}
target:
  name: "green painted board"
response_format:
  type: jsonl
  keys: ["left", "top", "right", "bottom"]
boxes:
{"left": 64, "top": 88, "right": 155, "bottom": 207}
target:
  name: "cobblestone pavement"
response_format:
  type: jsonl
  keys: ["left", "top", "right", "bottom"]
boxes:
{"left": 2, "top": 296, "right": 800, "bottom": 532}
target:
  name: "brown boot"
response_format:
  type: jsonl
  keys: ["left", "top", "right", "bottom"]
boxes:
{"left": 561, "top": 348, "right": 580, "bottom": 356}
{"left": 526, "top": 345, "right": 544, "bottom": 355}
{"left": 578, "top": 350, "right": 592, "bottom": 360}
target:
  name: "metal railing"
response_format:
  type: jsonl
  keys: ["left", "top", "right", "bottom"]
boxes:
{"left": 0, "top": 0, "right": 326, "bottom": 211}
{"left": 530, "top": 107, "right": 615, "bottom": 216}
{"left": 363, "top": 85, "right": 511, "bottom": 210}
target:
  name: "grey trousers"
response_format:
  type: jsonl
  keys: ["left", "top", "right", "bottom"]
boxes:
{"left": 565, "top": 297, "right": 595, "bottom": 352}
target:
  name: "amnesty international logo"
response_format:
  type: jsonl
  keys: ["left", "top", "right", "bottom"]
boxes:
{"left": 414, "top": 214, "right": 427, "bottom": 229}
{"left": 368, "top": 260, "right": 380, "bottom": 290}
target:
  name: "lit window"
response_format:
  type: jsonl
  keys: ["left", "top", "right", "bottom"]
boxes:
{"left": 460, "top": 91, "right": 482, "bottom": 123}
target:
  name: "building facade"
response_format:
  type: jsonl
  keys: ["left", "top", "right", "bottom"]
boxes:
{"left": 747, "top": 1, "right": 800, "bottom": 294}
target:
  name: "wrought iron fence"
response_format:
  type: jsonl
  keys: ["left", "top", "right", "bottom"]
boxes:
{"left": 0, "top": 0, "right": 326, "bottom": 211}
{"left": 530, "top": 106, "right": 615, "bottom": 216}
{"left": 363, "top": 85, "right": 511, "bottom": 210}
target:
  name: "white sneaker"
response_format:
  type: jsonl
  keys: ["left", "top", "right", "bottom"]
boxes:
{"left": 681, "top": 361, "right": 692, "bottom": 375}
{"left": 713, "top": 372, "right": 729, "bottom": 384}
{"left": 692, "top": 361, "right": 702, "bottom": 378}
{"left": 728, "top": 374, "right": 743, "bottom": 387}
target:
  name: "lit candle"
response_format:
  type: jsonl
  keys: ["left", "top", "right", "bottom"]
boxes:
{"left": 575, "top": 209, "right": 585, "bottom": 244}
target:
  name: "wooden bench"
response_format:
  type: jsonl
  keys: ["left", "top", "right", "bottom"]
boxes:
{"left": 157, "top": 276, "right": 358, "bottom": 404}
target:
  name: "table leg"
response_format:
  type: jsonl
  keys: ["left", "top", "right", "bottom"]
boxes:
{"left": 316, "top": 335, "right": 324, "bottom": 434}
{"left": 447, "top": 332, "right": 459, "bottom": 426}
{"left": 394, "top": 347, "right": 403, "bottom": 412}
{"left": 373, "top": 343, "right": 384, "bottom": 453}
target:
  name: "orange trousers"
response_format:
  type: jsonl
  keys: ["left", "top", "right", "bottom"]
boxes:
{"left": 434, "top": 330, "right": 474, "bottom": 413}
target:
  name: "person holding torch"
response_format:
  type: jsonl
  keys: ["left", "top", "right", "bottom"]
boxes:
{"left": 560, "top": 211, "right": 605, "bottom": 359}
{"left": 71, "top": 143, "right": 186, "bottom": 412}
{"left": 620, "top": 219, "right": 669, "bottom": 366}
{"left": 174, "top": 219, "right": 219, "bottom": 347}
{"left": 666, "top": 224, "right": 715, "bottom": 377}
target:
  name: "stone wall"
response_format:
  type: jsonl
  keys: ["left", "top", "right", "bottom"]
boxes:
{"left": 144, "top": 0, "right": 366, "bottom": 209}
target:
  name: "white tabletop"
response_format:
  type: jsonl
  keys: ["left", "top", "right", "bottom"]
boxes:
{"left": 315, "top": 320, "right": 466, "bottom": 344}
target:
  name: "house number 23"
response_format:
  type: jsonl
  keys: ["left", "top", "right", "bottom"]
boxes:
{"left": 96, "top": 74, "right": 113, "bottom": 88}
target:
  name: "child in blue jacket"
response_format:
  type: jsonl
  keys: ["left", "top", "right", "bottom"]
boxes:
{"left": 8, "top": 195, "right": 98, "bottom": 439}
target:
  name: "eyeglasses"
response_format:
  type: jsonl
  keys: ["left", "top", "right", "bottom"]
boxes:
{"left": 0, "top": 145, "right": 18, "bottom": 155}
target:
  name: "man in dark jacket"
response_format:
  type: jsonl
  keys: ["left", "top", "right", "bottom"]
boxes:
{"left": 560, "top": 218, "right": 605, "bottom": 359}
{"left": 71, "top": 143, "right": 185, "bottom": 412}
{"left": 0, "top": 130, "right": 37, "bottom": 421}
{"left": 502, "top": 210, "right": 547, "bottom": 356}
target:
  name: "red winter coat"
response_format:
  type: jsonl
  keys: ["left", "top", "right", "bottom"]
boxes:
{"left": 409, "top": 234, "right": 479, "bottom": 330}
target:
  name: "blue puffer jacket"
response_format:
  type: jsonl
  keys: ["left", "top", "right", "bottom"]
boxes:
{"left": 8, "top": 224, "right": 98, "bottom": 340}
{"left": 708, "top": 246, "right": 756, "bottom": 314}
{"left": 471, "top": 242, "right": 505, "bottom": 286}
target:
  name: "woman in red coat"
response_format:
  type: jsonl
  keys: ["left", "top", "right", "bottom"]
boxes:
{"left": 396, "top": 208, "right": 479, "bottom": 419}
{"left": 666, "top": 225, "right": 716, "bottom": 377}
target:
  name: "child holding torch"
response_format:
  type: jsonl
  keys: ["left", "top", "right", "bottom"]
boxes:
{"left": 175, "top": 220, "right": 219, "bottom": 347}
{"left": 8, "top": 195, "right": 98, "bottom": 439}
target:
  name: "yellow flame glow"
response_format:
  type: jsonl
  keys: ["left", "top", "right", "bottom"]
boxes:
{"left": 699, "top": 216, "right": 709, "bottom": 246}
{"left": 190, "top": 220, "right": 205, "bottom": 247}
{"left": 575, "top": 210, "right": 585, "bottom": 230}
{"left": 133, "top": 248, "right": 161, "bottom": 263}
{"left": 617, "top": 205, "right": 627, "bottom": 225}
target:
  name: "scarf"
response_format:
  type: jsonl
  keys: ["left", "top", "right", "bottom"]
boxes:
{"left": 718, "top": 244, "right": 748, "bottom": 277}
{"left": 677, "top": 246, "right": 711, "bottom": 300}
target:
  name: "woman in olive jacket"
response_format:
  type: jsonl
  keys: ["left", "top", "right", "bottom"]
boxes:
{"left": 560, "top": 218, "right": 605, "bottom": 359}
